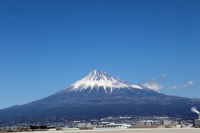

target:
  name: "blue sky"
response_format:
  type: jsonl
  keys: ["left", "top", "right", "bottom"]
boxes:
{"left": 0, "top": 0, "right": 200, "bottom": 109}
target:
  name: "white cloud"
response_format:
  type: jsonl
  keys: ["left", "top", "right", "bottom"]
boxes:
{"left": 141, "top": 82, "right": 163, "bottom": 91}
{"left": 170, "top": 81, "right": 195, "bottom": 89}
{"left": 140, "top": 74, "right": 166, "bottom": 91}
{"left": 160, "top": 74, "right": 167, "bottom": 78}
{"left": 140, "top": 74, "right": 194, "bottom": 91}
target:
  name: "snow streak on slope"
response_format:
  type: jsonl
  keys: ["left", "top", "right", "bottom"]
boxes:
{"left": 67, "top": 70, "right": 142, "bottom": 93}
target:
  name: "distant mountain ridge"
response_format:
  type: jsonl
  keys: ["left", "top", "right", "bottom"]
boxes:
{"left": 0, "top": 70, "right": 200, "bottom": 126}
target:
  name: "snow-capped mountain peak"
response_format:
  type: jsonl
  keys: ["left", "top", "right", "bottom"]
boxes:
{"left": 67, "top": 70, "right": 142, "bottom": 93}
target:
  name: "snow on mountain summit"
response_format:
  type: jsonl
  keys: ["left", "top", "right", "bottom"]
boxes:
{"left": 67, "top": 70, "right": 142, "bottom": 93}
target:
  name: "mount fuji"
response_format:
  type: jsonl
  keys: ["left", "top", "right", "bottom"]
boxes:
{"left": 0, "top": 70, "right": 200, "bottom": 126}
{"left": 67, "top": 70, "right": 143, "bottom": 93}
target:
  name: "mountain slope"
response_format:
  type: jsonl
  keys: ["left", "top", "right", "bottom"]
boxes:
{"left": 0, "top": 70, "right": 200, "bottom": 126}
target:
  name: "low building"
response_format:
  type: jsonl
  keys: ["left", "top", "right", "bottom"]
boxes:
{"left": 162, "top": 120, "right": 172, "bottom": 126}
{"left": 194, "top": 119, "right": 200, "bottom": 128}
{"left": 95, "top": 123, "right": 131, "bottom": 129}
{"left": 145, "top": 120, "right": 154, "bottom": 126}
